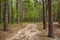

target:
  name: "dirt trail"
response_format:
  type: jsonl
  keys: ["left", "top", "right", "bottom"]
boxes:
{"left": 5, "top": 23, "right": 41, "bottom": 40}
{"left": 5, "top": 23, "right": 60, "bottom": 40}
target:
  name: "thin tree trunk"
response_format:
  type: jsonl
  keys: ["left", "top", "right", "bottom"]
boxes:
{"left": 58, "top": 0, "right": 60, "bottom": 26}
{"left": 8, "top": 0, "right": 10, "bottom": 23}
{"left": 3, "top": 0, "right": 8, "bottom": 31}
{"left": 18, "top": 0, "right": 24, "bottom": 24}
{"left": 11, "top": 0, "right": 14, "bottom": 24}
{"left": 46, "top": 0, "right": 48, "bottom": 22}
{"left": 42, "top": 0, "right": 46, "bottom": 29}
{"left": 16, "top": 0, "right": 19, "bottom": 24}
{"left": 48, "top": 0, "right": 54, "bottom": 38}
{"left": 0, "top": 0, "right": 2, "bottom": 23}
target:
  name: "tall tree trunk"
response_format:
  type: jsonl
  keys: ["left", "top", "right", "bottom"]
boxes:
{"left": 58, "top": 0, "right": 60, "bottom": 26}
{"left": 0, "top": 0, "right": 2, "bottom": 23}
{"left": 18, "top": 0, "right": 24, "bottom": 24}
{"left": 48, "top": 0, "right": 54, "bottom": 38}
{"left": 16, "top": 0, "right": 19, "bottom": 24}
{"left": 8, "top": 0, "right": 10, "bottom": 23}
{"left": 11, "top": 0, "right": 14, "bottom": 24}
{"left": 42, "top": 0, "right": 46, "bottom": 29}
{"left": 46, "top": 0, "right": 48, "bottom": 22}
{"left": 3, "top": 0, "right": 8, "bottom": 31}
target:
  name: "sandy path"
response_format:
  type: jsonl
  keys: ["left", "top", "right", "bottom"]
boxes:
{"left": 5, "top": 23, "right": 41, "bottom": 40}
{"left": 5, "top": 23, "right": 60, "bottom": 40}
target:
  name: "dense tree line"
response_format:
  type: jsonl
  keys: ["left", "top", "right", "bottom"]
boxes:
{"left": 0, "top": 0, "right": 59, "bottom": 23}
{"left": 0, "top": 0, "right": 60, "bottom": 38}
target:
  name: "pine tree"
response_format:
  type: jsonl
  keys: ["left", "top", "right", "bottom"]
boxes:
{"left": 42, "top": 0, "right": 46, "bottom": 29}
{"left": 3, "top": 0, "right": 9, "bottom": 31}
{"left": 58, "top": 0, "right": 60, "bottom": 26}
{"left": 48, "top": 0, "right": 54, "bottom": 38}
{"left": 11, "top": 0, "right": 14, "bottom": 24}
{"left": 16, "top": 0, "right": 19, "bottom": 24}
{"left": 0, "top": 0, "right": 2, "bottom": 23}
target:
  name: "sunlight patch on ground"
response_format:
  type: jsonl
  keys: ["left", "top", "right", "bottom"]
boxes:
{"left": 5, "top": 24, "right": 41, "bottom": 40}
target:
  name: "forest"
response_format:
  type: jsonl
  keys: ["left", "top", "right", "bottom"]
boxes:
{"left": 0, "top": 0, "right": 60, "bottom": 40}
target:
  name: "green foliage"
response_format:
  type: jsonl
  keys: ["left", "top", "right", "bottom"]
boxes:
{"left": 22, "top": 0, "right": 43, "bottom": 22}
{"left": 53, "top": 1, "right": 58, "bottom": 21}
{"left": 0, "top": 0, "right": 59, "bottom": 22}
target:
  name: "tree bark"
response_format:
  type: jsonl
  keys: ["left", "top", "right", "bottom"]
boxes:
{"left": 58, "top": 0, "right": 60, "bottom": 26}
{"left": 42, "top": 0, "right": 46, "bottom": 29}
{"left": 3, "top": 0, "right": 8, "bottom": 31}
{"left": 0, "top": 0, "right": 2, "bottom": 23}
{"left": 48, "top": 0, "right": 54, "bottom": 38}
{"left": 16, "top": 0, "right": 19, "bottom": 24}
{"left": 8, "top": 0, "right": 10, "bottom": 23}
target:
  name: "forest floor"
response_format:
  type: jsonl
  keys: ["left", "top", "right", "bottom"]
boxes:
{"left": 0, "top": 22, "right": 60, "bottom": 40}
